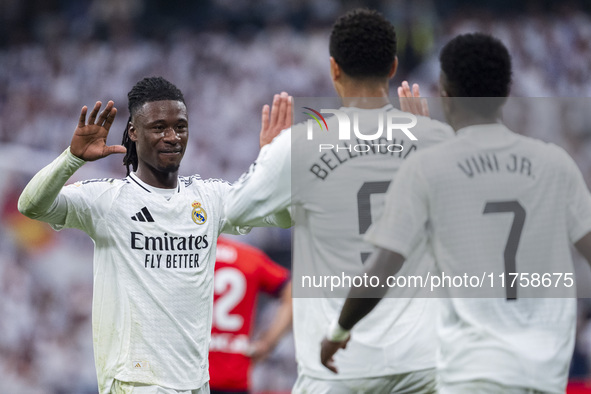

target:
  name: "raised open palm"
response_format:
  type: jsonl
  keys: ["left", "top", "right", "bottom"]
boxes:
{"left": 70, "top": 101, "right": 126, "bottom": 161}
{"left": 260, "top": 92, "right": 292, "bottom": 148}
{"left": 398, "top": 81, "right": 430, "bottom": 117}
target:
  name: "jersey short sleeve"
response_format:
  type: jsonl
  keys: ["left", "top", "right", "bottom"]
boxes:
{"left": 364, "top": 152, "right": 430, "bottom": 258}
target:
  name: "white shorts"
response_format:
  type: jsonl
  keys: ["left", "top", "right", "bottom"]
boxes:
{"left": 111, "top": 380, "right": 210, "bottom": 394}
{"left": 292, "top": 368, "right": 436, "bottom": 394}
{"left": 439, "top": 380, "right": 551, "bottom": 394}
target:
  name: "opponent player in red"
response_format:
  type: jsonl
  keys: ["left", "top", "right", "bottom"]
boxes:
{"left": 209, "top": 236, "right": 292, "bottom": 394}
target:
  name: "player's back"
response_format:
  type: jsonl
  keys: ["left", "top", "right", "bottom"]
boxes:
{"left": 209, "top": 236, "right": 289, "bottom": 391}
{"left": 290, "top": 104, "right": 453, "bottom": 378}
{"left": 292, "top": 105, "right": 452, "bottom": 286}
{"left": 409, "top": 123, "right": 587, "bottom": 392}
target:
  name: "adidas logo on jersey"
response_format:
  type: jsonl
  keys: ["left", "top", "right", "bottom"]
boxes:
{"left": 132, "top": 360, "right": 149, "bottom": 369}
{"left": 131, "top": 207, "right": 155, "bottom": 222}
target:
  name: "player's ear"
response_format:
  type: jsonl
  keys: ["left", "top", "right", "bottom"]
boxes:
{"left": 439, "top": 71, "right": 451, "bottom": 98}
{"left": 128, "top": 122, "right": 138, "bottom": 142}
{"left": 388, "top": 57, "right": 398, "bottom": 79}
{"left": 329, "top": 57, "right": 341, "bottom": 82}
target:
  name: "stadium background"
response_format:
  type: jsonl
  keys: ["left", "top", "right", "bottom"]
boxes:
{"left": 2, "top": 0, "right": 591, "bottom": 392}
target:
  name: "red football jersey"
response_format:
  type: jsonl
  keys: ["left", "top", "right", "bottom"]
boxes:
{"left": 209, "top": 236, "right": 289, "bottom": 391}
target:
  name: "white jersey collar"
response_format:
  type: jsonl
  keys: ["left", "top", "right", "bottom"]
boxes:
{"left": 456, "top": 123, "right": 510, "bottom": 138}
{"left": 128, "top": 172, "right": 180, "bottom": 199}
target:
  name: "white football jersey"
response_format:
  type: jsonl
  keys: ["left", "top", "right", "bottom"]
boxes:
{"left": 366, "top": 124, "right": 591, "bottom": 392}
{"left": 44, "top": 172, "right": 245, "bottom": 393}
{"left": 227, "top": 104, "right": 454, "bottom": 379}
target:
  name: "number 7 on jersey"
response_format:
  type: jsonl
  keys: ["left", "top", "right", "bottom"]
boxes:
{"left": 483, "top": 200, "right": 526, "bottom": 300}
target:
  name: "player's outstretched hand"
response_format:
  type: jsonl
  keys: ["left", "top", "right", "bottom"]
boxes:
{"left": 70, "top": 101, "right": 127, "bottom": 161}
{"left": 260, "top": 91, "right": 292, "bottom": 148}
{"left": 320, "top": 336, "right": 350, "bottom": 374}
{"left": 398, "top": 81, "right": 430, "bottom": 117}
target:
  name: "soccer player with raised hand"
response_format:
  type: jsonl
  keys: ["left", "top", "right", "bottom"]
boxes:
{"left": 226, "top": 8, "right": 454, "bottom": 393}
{"left": 18, "top": 76, "right": 291, "bottom": 394}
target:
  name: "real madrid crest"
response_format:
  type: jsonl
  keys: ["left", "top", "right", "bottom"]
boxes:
{"left": 191, "top": 201, "right": 207, "bottom": 225}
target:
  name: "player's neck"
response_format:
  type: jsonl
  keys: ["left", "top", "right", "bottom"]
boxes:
{"left": 135, "top": 166, "right": 178, "bottom": 189}
{"left": 341, "top": 95, "right": 390, "bottom": 109}
{"left": 339, "top": 80, "right": 390, "bottom": 109}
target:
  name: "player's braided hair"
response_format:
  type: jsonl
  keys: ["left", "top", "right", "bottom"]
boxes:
{"left": 122, "top": 77, "right": 186, "bottom": 175}
{"left": 329, "top": 8, "right": 397, "bottom": 79}
{"left": 440, "top": 33, "right": 512, "bottom": 98}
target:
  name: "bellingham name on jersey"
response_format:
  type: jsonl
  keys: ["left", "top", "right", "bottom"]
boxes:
{"left": 310, "top": 136, "right": 419, "bottom": 180}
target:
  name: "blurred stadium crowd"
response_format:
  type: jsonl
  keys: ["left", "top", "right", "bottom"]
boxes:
{"left": 2, "top": 0, "right": 591, "bottom": 392}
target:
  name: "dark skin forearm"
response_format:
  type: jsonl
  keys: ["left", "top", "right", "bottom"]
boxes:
{"left": 338, "top": 298, "right": 383, "bottom": 331}
{"left": 320, "top": 247, "right": 406, "bottom": 373}
{"left": 338, "top": 247, "right": 406, "bottom": 330}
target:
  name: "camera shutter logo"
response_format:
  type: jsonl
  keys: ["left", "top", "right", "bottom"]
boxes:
{"left": 303, "top": 107, "right": 329, "bottom": 134}
{"left": 303, "top": 106, "right": 418, "bottom": 141}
